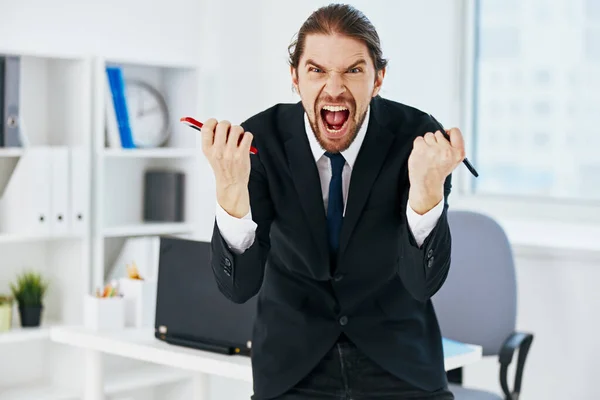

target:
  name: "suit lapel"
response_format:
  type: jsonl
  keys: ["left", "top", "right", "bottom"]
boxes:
{"left": 283, "top": 103, "right": 330, "bottom": 267}
{"left": 338, "top": 97, "right": 395, "bottom": 258}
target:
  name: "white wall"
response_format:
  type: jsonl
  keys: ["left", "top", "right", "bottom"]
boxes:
{"left": 195, "top": 0, "right": 461, "bottom": 125}
{"left": 0, "top": 0, "right": 204, "bottom": 65}
{"left": 4, "top": 0, "right": 598, "bottom": 399}
{"left": 462, "top": 247, "right": 600, "bottom": 399}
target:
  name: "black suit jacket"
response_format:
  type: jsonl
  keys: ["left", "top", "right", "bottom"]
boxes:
{"left": 210, "top": 95, "right": 453, "bottom": 399}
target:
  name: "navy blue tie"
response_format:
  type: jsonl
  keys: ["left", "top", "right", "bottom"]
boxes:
{"left": 325, "top": 152, "right": 345, "bottom": 257}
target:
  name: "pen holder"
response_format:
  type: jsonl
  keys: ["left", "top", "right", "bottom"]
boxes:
{"left": 84, "top": 294, "right": 125, "bottom": 331}
{"left": 118, "top": 278, "right": 157, "bottom": 328}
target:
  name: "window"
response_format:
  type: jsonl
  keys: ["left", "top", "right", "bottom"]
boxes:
{"left": 470, "top": 0, "right": 600, "bottom": 201}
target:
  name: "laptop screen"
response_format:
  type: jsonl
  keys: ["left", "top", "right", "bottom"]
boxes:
{"left": 155, "top": 236, "right": 257, "bottom": 352}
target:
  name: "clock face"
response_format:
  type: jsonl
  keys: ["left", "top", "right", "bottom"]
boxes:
{"left": 125, "top": 80, "right": 170, "bottom": 147}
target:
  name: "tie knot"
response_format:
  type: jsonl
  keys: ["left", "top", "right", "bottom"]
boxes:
{"left": 325, "top": 152, "right": 345, "bottom": 176}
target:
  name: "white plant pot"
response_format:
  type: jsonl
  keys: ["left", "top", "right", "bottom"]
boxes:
{"left": 0, "top": 304, "right": 12, "bottom": 332}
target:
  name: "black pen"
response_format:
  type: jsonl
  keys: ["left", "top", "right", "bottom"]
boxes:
{"left": 429, "top": 114, "right": 479, "bottom": 178}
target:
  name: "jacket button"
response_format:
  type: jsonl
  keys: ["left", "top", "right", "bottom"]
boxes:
{"left": 333, "top": 274, "right": 344, "bottom": 282}
{"left": 427, "top": 249, "right": 433, "bottom": 258}
{"left": 427, "top": 257, "right": 434, "bottom": 268}
{"left": 339, "top": 316, "right": 348, "bottom": 326}
{"left": 224, "top": 258, "right": 232, "bottom": 267}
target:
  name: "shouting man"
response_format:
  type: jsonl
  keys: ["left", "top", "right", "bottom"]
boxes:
{"left": 201, "top": 4, "right": 465, "bottom": 400}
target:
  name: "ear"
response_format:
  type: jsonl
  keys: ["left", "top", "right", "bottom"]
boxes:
{"left": 290, "top": 66, "right": 299, "bottom": 91}
{"left": 372, "top": 67, "right": 385, "bottom": 97}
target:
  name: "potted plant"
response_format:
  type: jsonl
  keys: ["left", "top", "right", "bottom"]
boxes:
{"left": 0, "top": 295, "right": 12, "bottom": 332}
{"left": 10, "top": 270, "right": 49, "bottom": 327}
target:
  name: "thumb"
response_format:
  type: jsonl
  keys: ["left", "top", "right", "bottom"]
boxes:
{"left": 446, "top": 128, "right": 465, "bottom": 151}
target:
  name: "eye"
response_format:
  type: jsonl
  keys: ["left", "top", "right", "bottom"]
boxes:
{"left": 309, "top": 67, "right": 323, "bottom": 73}
{"left": 348, "top": 67, "right": 362, "bottom": 73}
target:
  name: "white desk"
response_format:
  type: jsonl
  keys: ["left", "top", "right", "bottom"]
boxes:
{"left": 50, "top": 326, "right": 482, "bottom": 400}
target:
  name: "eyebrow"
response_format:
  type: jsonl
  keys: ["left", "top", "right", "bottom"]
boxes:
{"left": 305, "top": 58, "right": 367, "bottom": 71}
{"left": 346, "top": 59, "right": 367, "bottom": 70}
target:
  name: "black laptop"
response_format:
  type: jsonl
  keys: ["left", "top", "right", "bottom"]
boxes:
{"left": 154, "top": 236, "right": 257, "bottom": 356}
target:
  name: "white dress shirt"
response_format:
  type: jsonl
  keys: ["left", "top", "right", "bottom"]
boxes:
{"left": 215, "top": 106, "right": 444, "bottom": 254}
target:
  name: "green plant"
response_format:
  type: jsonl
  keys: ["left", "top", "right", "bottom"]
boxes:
{"left": 0, "top": 295, "right": 12, "bottom": 306}
{"left": 10, "top": 271, "right": 49, "bottom": 307}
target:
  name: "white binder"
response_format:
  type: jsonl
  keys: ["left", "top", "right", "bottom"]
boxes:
{"left": 50, "top": 146, "right": 70, "bottom": 235}
{"left": 69, "top": 147, "right": 90, "bottom": 235}
{"left": 0, "top": 147, "right": 51, "bottom": 235}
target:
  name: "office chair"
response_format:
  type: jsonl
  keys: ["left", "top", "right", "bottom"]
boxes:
{"left": 432, "top": 210, "right": 534, "bottom": 400}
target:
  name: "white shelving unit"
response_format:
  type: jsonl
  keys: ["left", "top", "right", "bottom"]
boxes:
{"left": 90, "top": 55, "right": 202, "bottom": 292}
{"left": 0, "top": 50, "right": 93, "bottom": 398}
{"left": 0, "top": 50, "right": 204, "bottom": 399}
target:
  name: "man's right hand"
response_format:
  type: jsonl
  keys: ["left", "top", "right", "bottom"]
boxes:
{"left": 201, "top": 118, "right": 254, "bottom": 219}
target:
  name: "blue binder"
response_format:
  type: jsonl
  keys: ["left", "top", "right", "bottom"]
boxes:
{"left": 105, "top": 66, "right": 135, "bottom": 149}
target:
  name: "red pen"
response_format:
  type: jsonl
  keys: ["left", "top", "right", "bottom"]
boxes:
{"left": 180, "top": 116, "right": 258, "bottom": 155}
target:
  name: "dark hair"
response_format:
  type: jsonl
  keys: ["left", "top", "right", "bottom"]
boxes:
{"left": 288, "top": 3, "right": 388, "bottom": 73}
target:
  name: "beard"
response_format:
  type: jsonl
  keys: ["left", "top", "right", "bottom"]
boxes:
{"left": 305, "top": 98, "right": 369, "bottom": 154}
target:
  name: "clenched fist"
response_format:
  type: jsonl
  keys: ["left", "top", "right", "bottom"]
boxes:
{"left": 201, "top": 118, "right": 254, "bottom": 218}
{"left": 407, "top": 128, "right": 465, "bottom": 214}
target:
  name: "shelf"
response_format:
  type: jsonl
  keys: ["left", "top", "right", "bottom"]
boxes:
{"left": 0, "top": 232, "right": 84, "bottom": 244}
{"left": 102, "top": 148, "right": 199, "bottom": 159}
{"left": 102, "top": 222, "right": 195, "bottom": 238}
{"left": 0, "top": 365, "right": 189, "bottom": 400}
{"left": 0, "top": 383, "right": 77, "bottom": 400}
{"left": 0, "top": 321, "right": 61, "bottom": 344}
{"left": 0, "top": 148, "right": 25, "bottom": 158}
{"left": 105, "top": 364, "right": 191, "bottom": 395}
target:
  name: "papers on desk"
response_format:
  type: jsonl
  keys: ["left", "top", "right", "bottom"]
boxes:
{"left": 442, "top": 338, "right": 476, "bottom": 358}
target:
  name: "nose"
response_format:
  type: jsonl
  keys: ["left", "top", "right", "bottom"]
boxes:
{"left": 324, "top": 72, "right": 346, "bottom": 98}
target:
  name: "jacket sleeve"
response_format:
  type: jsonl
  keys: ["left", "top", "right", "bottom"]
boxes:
{"left": 210, "top": 143, "right": 275, "bottom": 304}
{"left": 397, "top": 172, "right": 452, "bottom": 302}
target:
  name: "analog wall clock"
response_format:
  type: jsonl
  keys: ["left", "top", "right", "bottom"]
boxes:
{"left": 125, "top": 79, "right": 171, "bottom": 148}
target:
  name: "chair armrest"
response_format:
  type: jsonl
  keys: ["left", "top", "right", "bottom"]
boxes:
{"left": 498, "top": 331, "right": 534, "bottom": 400}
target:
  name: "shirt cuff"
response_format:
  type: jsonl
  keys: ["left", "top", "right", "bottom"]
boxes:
{"left": 215, "top": 202, "right": 257, "bottom": 254}
{"left": 406, "top": 198, "right": 444, "bottom": 248}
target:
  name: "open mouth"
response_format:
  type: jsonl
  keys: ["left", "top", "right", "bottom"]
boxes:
{"left": 320, "top": 105, "right": 350, "bottom": 137}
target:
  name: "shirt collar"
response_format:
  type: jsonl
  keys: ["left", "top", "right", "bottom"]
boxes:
{"left": 304, "top": 105, "right": 370, "bottom": 169}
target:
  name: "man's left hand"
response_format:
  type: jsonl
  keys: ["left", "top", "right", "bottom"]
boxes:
{"left": 407, "top": 128, "right": 465, "bottom": 215}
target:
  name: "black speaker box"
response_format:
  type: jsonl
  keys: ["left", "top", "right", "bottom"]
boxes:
{"left": 143, "top": 170, "right": 185, "bottom": 222}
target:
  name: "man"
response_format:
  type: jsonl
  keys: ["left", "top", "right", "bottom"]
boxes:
{"left": 201, "top": 4, "right": 465, "bottom": 400}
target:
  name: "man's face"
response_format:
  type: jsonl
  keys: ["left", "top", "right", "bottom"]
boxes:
{"left": 291, "top": 33, "right": 385, "bottom": 153}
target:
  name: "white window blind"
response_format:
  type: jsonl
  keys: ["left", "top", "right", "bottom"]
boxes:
{"left": 471, "top": 0, "right": 600, "bottom": 201}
